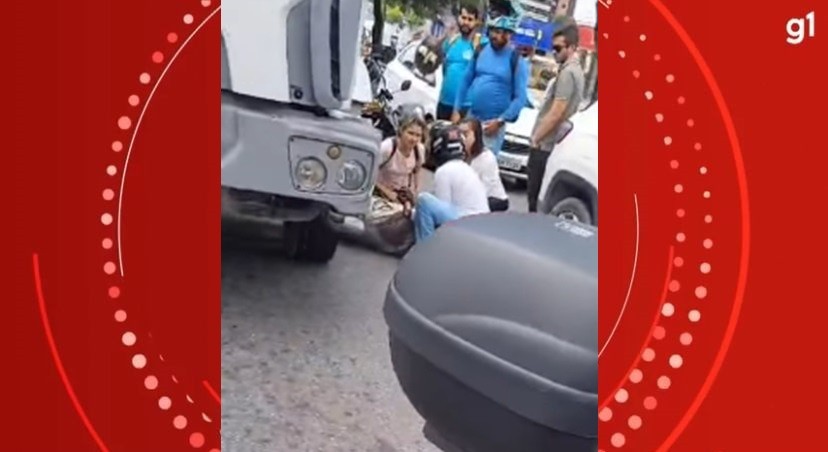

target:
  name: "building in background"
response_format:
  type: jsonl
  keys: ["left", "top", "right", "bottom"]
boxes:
{"left": 518, "top": 0, "right": 555, "bottom": 21}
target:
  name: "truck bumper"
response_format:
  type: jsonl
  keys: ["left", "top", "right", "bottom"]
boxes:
{"left": 221, "top": 187, "right": 347, "bottom": 228}
{"left": 221, "top": 91, "right": 381, "bottom": 217}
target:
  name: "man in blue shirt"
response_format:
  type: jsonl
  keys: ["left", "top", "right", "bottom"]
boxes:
{"left": 436, "top": 4, "right": 485, "bottom": 121}
{"left": 452, "top": 15, "right": 529, "bottom": 155}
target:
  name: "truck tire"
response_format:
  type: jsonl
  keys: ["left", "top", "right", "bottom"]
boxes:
{"left": 284, "top": 216, "right": 339, "bottom": 263}
{"left": 551, "top": 197, "right": 593, "bottom": 226}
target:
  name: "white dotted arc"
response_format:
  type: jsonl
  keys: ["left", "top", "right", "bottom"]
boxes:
{"left": 105, "top": 2, "right": 219, "bottom": 450}
{"left": 602, "top": 9, "right": 718, "bottom": 450}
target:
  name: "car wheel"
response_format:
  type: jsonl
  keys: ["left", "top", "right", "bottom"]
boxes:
{"left": 284, "top": 216, "right": 339, "bottom": 263}
{"left": 550, "top": 197, "right": 592, "bottom": 225}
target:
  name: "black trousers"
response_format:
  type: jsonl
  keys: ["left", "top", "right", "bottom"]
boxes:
{"left": 436, "top": 103, "right": 468, "bottom": 121}
{"left": 488, "top": 197, "right": 509, "bottom": 212}
{"left": 527, "top": 148, "right": 552, "bottom": 213}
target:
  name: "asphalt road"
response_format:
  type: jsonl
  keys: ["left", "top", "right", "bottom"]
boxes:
{"left": 221, "top": 178, "right": 528, "bottom": 452}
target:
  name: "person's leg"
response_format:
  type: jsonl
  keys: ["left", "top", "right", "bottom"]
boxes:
{"left": 414, "top": 193, "right": 459, "bottom": 242}
{"left": 483, "top": 126, "right": 508, "bottom": 156}
{"left": 526, "top": 149, "right": 552, "bottom": 213}
{"left": 488, "top": 197, "right": 509, "bottom": 212}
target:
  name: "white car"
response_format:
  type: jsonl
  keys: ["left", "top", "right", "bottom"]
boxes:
{"left": 497, "top": 79, "right": 573, "bottom": 182}
{"left": 538, "top": 101, "right": 598, "bottom": 226}
{"left": 383, "top": 40, "right": 443, "bottom": 120}
{"left": 497, "top": 101, "right": 541, "bottom": 181}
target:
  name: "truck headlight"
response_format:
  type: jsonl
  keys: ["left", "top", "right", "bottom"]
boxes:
{"left": 336, "top": 160, "right": 367, "bottom": 191}
{"left": 294, "top": 157, "right": 327, "bottom": 190}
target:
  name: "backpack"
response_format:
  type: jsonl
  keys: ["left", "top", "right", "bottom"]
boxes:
{"left": 364, "top": 196, "right": 415, "bottom": 257}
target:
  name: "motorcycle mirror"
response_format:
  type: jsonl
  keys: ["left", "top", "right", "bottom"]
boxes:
{"left": 401, "top": 80, "right": 412, "bottom": 92}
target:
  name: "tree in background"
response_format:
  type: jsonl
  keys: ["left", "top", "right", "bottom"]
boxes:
{"left": 386, "top": 4, "right": 406, "bottom": 24}
{"left": 373, "top": 0, "right": 475, "bottom": 53}
{"left": 372, "top": 0, "right": 385, "bottom": 54}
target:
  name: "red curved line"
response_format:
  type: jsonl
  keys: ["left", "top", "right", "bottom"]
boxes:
{"left": 647, "top": 1, "right": 751, "bottom": 450}
{"left": 600, "top": 246, "right": 675, "bottom": 409}
{"left": 203, "top": 380, "right": 221, "bottom": 405}
{"left": 32, "top": 254, "right": 110, "bottom": 452}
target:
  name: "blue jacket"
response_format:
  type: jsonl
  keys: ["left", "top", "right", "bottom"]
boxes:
{"left": 453, "top": 44, "right": 529, "bottom": 122}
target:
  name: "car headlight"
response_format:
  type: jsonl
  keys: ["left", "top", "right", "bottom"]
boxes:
{"left": 336, "top": 160, "right": 367, "bottom": 191}
{"left": 294, "top": 157, "right": 327, "bottom": 190}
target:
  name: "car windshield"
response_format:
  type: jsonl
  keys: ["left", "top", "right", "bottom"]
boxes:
{"left": 398, "top": 41, "right": 438, "bottom": 87}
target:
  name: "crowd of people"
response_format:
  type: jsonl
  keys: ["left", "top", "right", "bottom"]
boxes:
{"left": 370, "top": 0, "right": 586, "bottom": 245}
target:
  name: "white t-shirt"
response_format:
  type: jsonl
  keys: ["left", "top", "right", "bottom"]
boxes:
{"left": 470, "top": 150, "right": 508, "bottom": 201}
{"left": 434, "top": 160, "right": 490, "bottom": 217}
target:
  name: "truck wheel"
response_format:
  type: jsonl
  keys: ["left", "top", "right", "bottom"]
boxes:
{"left": 551, "top": 197, "right": 592, "bottom": 225}
{"left": 284, "top": 217, "right": 339, "bottom": 263}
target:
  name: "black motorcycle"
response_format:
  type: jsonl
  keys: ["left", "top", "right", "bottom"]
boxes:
{"left": 361, "top": 79, "right": 422, "bottom": 139}
{"left": 362, "top": 53, "right": 435, "bottom": 139}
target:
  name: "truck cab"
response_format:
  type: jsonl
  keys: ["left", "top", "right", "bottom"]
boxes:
{"left": 221, "top": 0, "right": 381, "bottom": 262}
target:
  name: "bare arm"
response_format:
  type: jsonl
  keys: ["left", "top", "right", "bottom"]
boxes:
{"left": 532, "top": 70, "right": 576, "bottom": 147}
{"left": 531, "top": 99, "right": 568, "bottom": 146}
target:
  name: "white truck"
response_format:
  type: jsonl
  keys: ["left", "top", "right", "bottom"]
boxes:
{"left": 221, "top": 0, "right": 381, "bottom": 262}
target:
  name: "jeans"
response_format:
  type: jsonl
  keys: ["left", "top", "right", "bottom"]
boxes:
{"left": 414, "top": 193, "right": 459, "bottom": 242}
{"left": 468, "top": 113, "right": 508, "bottom": 155}
{"left": 527, "top": 148, "right": 552, "bottom": 213}
{"left": 482, "top": 125, "right": 507, "bottom": 156}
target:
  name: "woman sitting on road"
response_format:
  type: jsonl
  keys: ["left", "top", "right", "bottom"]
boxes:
{"left": 375, "top": 116, "right": 426, "bottom": 214}
{"left": 414, "top": 124, "right": 490, "bottom": 243}
{"left": 460, "top": 118, "right": 510, "bottom": 212}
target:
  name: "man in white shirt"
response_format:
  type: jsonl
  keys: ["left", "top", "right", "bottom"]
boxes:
{"left": 414, "top": 124, "right": 490, "bottom": 242}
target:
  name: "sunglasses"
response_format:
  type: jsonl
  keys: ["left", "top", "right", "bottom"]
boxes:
{"left": 552, "top": 45, "right": 566, "bottom": 53}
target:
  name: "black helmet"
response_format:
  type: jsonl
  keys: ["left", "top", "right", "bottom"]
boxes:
{"left": 429, "top": 123, "right": 466, "bottom": 167}
{"left": 414, "top": 36, "right": 444, "bottom": 76}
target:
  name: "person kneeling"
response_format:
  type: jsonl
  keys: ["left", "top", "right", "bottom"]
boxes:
{"left": 414, "top": 125, "right": 490, "bottom": 243}
{"left": 459, "top": 118, "right": 510, "bottom": 212}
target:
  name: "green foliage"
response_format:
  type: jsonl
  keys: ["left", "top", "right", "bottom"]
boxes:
{"left": 386, "top": 4, "right": 405, "bottom": 24}
{"left": 406, "top": 11, "right": 426, "bottom": 28}
{"left": 386, "top": 0, "right": 452, "bottom": 19}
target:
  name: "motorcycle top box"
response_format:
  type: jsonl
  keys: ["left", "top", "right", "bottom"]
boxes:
{"left": 384, "top": 214, "right": 597, "bottom": 452}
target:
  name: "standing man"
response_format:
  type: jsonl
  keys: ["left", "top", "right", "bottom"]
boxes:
{"left": 436, "top": 3, "right": 485, "bottom": 121}
{"left": 527, "top": 25, "right": 585, "bottom": 212}
{"left": 452, "top": 14, "right": 529, "bottom": 155}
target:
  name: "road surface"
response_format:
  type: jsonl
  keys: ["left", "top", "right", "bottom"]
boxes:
{"left": 222, "top": 181, "right": 529, "bottom": 452}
